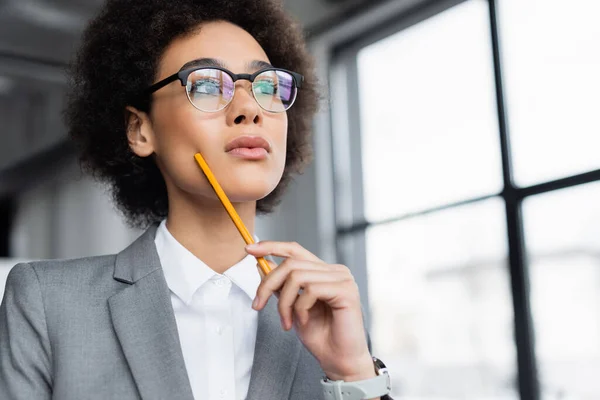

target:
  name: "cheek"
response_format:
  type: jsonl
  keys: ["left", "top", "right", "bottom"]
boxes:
{"left": 152, "top": 105, "right": 223, "bottom": 191}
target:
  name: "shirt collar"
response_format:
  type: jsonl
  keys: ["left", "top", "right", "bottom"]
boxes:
{"left": 154, "top": 220, "right": 261, "bottom": 305}
{"left": 223, "top": 253, "right": 262, "bottom": 301}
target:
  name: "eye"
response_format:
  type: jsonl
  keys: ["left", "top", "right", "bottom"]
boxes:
{"left": 253, "top": 79, "right": 277, "bottom": 96}
{"left": 190, "top": 78, "right": 222, "bottom": 95}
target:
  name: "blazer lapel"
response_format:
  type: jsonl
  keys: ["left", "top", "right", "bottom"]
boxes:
{"left": 246, "top": 296, "right": 302, "bottom": 400}
{"left": 108, "top": 224, "right": 194, "bottom": 400}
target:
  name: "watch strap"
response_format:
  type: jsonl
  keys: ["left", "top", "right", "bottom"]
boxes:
{"left": 321, "top": 371, "right": 391, "bottom": 400}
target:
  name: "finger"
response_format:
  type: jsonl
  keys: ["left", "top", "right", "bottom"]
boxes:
{"left": 253, "top": 258, "right": 332, "bottom": 310}
{"left": 256, "top": 259, "right": 279, "bottom": 298}
{"left": 278, "top": 270, "right": 348, "bottom": 330}
{"left": 256, "top": 259, "right": 277, "bottom": 281}
{"left": 293, "top": 281, "right": 348, "bottom": 327}
{"left": 245, "top": 241, "right": 322, "bottom": 263}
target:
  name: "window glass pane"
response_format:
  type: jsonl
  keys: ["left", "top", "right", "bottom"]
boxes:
{"left": 365, "top": 198, "right": 517, "bottom": 399}
{"left": 357, "top": 0, "right": 502, "bottom": 222}
{"left": 523, "top": 182, "right": 600, "bottom": 399}
{"left": 499, "top": 0, "right": 600, "bottom": 186}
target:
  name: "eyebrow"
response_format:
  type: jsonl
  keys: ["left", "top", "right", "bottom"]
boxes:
{"left": 179, "top": 58, "right": 273, "bottom": 72}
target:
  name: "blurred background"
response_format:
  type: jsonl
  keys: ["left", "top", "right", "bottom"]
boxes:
{"left": 0, "top": 0, "right": 599, "bottom": 399}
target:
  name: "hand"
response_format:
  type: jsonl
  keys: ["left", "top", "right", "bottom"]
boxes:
{"left": 245, "top": 241, "right": 376, "bottom": 382}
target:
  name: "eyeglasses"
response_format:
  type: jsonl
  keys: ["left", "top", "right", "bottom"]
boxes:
{"left": 145, "top": 66, "right": 304, "bottom": 113}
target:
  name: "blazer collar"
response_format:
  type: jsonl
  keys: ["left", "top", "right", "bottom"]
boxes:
{"left": 109, "top": 223, "right": 195, "bottom": 400}
{"left": 109, "top": 223, "right": 303, "bottom": 400}
{"left": 113, "top": 222, "right": 162, "bottom": 284}
{"left": 246, "top": 295, "right": 302, "bottom": 400}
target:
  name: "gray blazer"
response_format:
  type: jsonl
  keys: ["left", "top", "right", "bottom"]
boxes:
{"left": 0, "top": 224, "right": 326, "bottom": 400}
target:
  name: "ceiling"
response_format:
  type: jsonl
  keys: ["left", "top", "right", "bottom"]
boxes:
{"left": 0, "top": 0, "right": 363, "bottom": 65}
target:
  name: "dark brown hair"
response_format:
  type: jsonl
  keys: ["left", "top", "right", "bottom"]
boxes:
{"left": 65, "top": 0, "right": 318, "bottom": 228}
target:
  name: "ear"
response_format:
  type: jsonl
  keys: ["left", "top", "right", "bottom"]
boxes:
{"left": 125, "top": 106, "right": 155, "bottom": 157}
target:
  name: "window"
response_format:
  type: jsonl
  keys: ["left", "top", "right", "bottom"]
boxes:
{"left": 328, "top": 0, "right": 600, "bottom": 399}
{"left": 362, "top": 199, "right": 514, "bottom": 398}
{"left": 357, "top": 0, "right": 502, "bottom": 221}
{"left": 523, "top": 182, "right": 600, "bottom": 398}
{"left": 498, "top": 0, "right": 600, "bottom": 186}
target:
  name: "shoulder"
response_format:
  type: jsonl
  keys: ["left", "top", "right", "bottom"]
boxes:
{"left": 2, "top": 255, "right": 127, "bottom": 341}
{"left": 22, "top": 254, "right": 117, "bottom": 284}
{"left": 5, "top": 254, "right": 118, "bottom": 299}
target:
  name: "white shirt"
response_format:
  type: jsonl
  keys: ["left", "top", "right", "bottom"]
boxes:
{"left": 154, "top": 220, "right": 261, "bottom": 400}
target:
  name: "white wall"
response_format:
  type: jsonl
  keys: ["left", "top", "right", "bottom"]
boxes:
{"left": 10, "top": 158, "right": 142, "bottom": 260}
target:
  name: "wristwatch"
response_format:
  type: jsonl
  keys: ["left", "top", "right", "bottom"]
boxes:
{"left": 321, "top": 357, "right": 392, "bottom": 400}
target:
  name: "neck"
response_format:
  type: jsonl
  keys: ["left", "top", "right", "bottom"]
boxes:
{"left": 164, "top": 191, "right": 257, "bottom": 275}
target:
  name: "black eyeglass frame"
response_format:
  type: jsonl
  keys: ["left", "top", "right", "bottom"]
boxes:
{"left": 144, "top": 65, "right": 304, "bottom": 113}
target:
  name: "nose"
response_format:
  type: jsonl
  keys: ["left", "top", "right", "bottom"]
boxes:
{"left": 226, "top": 83, "right": 262, "bottom": 126}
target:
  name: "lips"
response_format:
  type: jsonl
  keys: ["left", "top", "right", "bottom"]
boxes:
{"left": 225, "top": 135, "right": 271, "bottom": 160}
{"left": 225, "top": 136, "right": 271, "bottom": 152}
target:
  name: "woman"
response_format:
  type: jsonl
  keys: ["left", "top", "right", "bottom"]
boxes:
{"left": 0, "top": 0, "right": 392, "bottom": 399}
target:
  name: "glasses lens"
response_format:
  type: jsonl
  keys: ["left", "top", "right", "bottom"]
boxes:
{"left": 252, "top": 70, "right": 297, "bottom": 112}
{"left": 186, "top": 68, "right": 234, "bottom": 112}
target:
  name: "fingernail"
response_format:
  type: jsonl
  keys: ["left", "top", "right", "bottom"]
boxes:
{"left": 252, "top": 296, "right": 260, "bottom": 309}
{"left": 246, "top": 243, "right": 259, "bottom": 250}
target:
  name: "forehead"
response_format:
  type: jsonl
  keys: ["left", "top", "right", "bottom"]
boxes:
{"left": 157, "top": 21, "right": 272, "bottom": 79}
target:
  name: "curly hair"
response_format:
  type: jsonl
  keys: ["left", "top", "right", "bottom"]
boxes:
{"left": 65, "top": 0, "right": 318, "bottom": 228}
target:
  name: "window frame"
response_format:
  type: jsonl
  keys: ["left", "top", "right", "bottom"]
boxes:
{"left": 310, "top": 0, "right": 600, "bottom": 399}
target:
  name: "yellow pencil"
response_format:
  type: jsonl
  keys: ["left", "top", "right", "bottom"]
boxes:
{"left": 194, "top": 153, "right": 272, "bottom": 276}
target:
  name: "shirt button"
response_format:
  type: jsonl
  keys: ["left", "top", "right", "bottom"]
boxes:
{"left": 220, "top": 389, "right": 227, "bottom": 397}
{"left": 216, "top": 326, "right": 223, "bottom": 335}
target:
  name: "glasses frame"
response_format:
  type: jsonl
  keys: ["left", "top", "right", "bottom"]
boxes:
{"left": 145, "top": 65, "right": 304, "bottom": 113}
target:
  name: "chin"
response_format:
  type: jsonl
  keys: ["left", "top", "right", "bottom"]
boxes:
{"left": 175, "top": 163, "right": 283, "bottom": 204}
{"left": 227, "top": 184, "right": 277, "bottom": 204}
{"left": 221, "top": 169, "right": 282, "bottom": 201}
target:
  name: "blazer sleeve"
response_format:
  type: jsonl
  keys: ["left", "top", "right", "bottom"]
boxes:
{"left": 0, "top": 263, "right": 53, "bottom": 399}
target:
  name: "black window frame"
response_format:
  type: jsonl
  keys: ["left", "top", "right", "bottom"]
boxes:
{"left": 326, "top": 1, "right": 600, "bottom": 399}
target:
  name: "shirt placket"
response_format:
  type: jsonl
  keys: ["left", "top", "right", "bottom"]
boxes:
{"left": 203, "top": 276, "right": 236, "bottom": 400}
